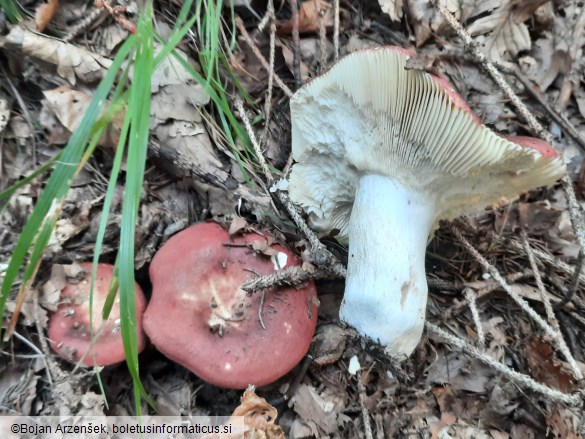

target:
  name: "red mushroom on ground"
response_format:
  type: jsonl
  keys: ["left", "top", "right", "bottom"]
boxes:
{"left": 143, "top": 222, "right": 319, "bottom": 389}
{"left": 48, "top": 263, "right": 147, "bottom": 366}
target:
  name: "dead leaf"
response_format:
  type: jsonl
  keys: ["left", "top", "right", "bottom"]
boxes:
{"left": 291, "top": 384, "right": 345, "bottom": 435}
{"left": 524, "top": 337, "right": 577, "bottom": 393}
{"left": 467, "top": 0, "right": 548, "bottom": 63}
{"left": 546, "top": 408, "right": 581, "bottom": 439}
{"left": 229, "top": 216, "right": 250, "bottom": 236}
{"left": 1, "top": 26, "right": 112, "bottom": 84}
{"left": 407, "top": 0, "right": 460, "bottom": 45}
{"left": 378, "top": 0, "right": 404, "bottom": 22}
{"left": 35, "top": 0, "right": 59, "bottom": 32}
{"left": 42, "top": 86, "right": 124, "bottom": 148}
{"left": 278, "top": 0, "right": 334, "bottom": 35}
{"left": 426, "top": 352, "right": 495, "bottom": 393}
{"left": 210, "top": 386, "right": 286, "bottom": 439}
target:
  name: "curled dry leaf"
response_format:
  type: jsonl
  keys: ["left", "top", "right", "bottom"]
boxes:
{"left": 203, "top": 386, "right": 285, "bottom": 439}
{"left": 1, "top": 26, "right": 112, "bottom": 84}
{"left": 35, "top": 0, "right": 59, "bottom": 32}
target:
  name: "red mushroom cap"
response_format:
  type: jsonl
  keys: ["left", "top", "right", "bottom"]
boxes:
{"left": 143, "top": 222, "right": 319, "bottom": 389}
{"left": 48, "top": 263, "right": 147, "bottom": 366}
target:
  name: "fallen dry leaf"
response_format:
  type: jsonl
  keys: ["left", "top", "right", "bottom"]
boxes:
{"left": 42, "top": 86, "right": 124, "bottom": 148}
{"left": 378, "top": 0, "right": 404, "bottom": 22}
{"left": 523, "top": 337, "right": 577, "bottom": 393}
{"left": 229, "top": 216, "right": 250, "bottom": 236}
{"left": 278, "top": 0, "right": 334, "bottom": 35}
{"left": 1, "top": 26, "right": 112, "bottom": 84}
{"left": 213, "top": 386, "right": 286, "bottom": 439}
{"left": 35, "top": 0, "right": 59, "bottom": 32}
{"left": 291, "top": 384, "right": 345, "bottom": 435}
{"left": 467, "top": 0, "right": 548, "bottom": 63}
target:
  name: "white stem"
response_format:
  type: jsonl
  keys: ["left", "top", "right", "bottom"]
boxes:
{"left": 339, "top": 174, "right": 436, "bottom": 357}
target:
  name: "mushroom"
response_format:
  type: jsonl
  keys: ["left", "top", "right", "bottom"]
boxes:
{"left": 48, "top": 263, "right": 147, "bottom": 366}
{"left": 143, "top": 222, "right": 318, "bottom": 389}
{"left": 287, "top": 47, "right": 566, "bottom": 357}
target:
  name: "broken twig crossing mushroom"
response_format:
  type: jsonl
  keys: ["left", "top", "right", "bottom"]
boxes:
{"left": 287, "top": 47, "right": 566, "bottom": 357}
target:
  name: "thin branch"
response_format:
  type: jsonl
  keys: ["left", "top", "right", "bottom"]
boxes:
{"left": 426, "top": 322, "right": 582, "bottom": 406}
{"left": 521, "top": 230, "right": 583, "bottom": 379}
{"left": 236, "top": 17, "right": 293, "bottom": 98}
{"left": 333, "top": 0, "right": 340, "bottom": 61}
{"left": 289, "top": 0, "right": 302, "bottom": 90}
{"left": 463, "top": 288, "right": 485, "bottom": 348}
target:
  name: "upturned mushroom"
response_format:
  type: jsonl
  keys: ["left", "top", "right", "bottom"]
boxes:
{"left": 143, "top": 222, "right": 318, "bottom": 389}
{"left": 48, "top": 263, "right": 147, "bottom": 366}
{"left": 287, "top": 47, "right": 566, "bottom": 357}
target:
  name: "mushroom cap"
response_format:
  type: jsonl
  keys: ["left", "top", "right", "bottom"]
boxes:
{"left": 143, "top": 222, "right": 319, "bottom": 389}
{"left": 288, "top": 46, "right": 566, "bottom": 239}
{"left": 48, "top": 263, "right": 147, "bottom": 366}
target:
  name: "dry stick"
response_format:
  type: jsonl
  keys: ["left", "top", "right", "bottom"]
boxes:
{"left": 454, "top": 227, "right": 584, "bottom": 380}
{"left": 236, "top": 17, "right": 293, "bottom": 98}
{"left": 333, "top": 0, "right": 340, "bottom": 61}
{"left": 491, "top": 233, "right": 585, "bottom": 286}
{"left": 463, "top": 288, "right": 485, "bottom": 348}
{"left": 357, "top": 375, "right": 374, "bottom": 439}
{"left": 241, "top": 266, "right": 339, "bottom": 292}
{"left": 508, "top": 67, "right": 585, "bottom": 151}
{"left": 444, "top": 271, "right": 531, "bottom": 316}
{"left": 234, "top": 99, "right": 347, "bottom": 278}
{"left": 289, "top": 0, "right": 302, "bottom": 90}
{"left": 260, "top": 0, "right": 277, "bottom": 148}
{"left": 318, "top": 5, "right": 328, "bottom": 70}
{"left": 521, "top": 231, "right": 583, "bottom": 379}
{"left": 426, "top": 322, "right": 582, "bottom": 406}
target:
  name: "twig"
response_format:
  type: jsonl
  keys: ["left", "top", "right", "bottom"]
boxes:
{"left": 318, "top": 2, "right": 328, "bottom": 70}
{"left": 564, "top": 250, "right": 585, "bottom": 309}
{"left": 333, "top": 0, "right": 339, "bottom": 61}
{"left": 357, "top": 373, "right": 374, "bottom": 439}
{"left": 521, "top": 231, "right": 583, "bottom": 379}
{"left": 463, "top": 288, "right": 485, "bottom": 348}
{"left": 490, "top": 233, "right": 585, "bottom": 286}
{"left": 260, "top": 0, "right": 277, "bottom": 148}
{"left": 507, "top": 67, "right": 585, "bottom": 151}
{"left": 443, "top": 271, "right": 531, "bottom": 317}
{"left": 64, "top": 7, "right": 106, "bottom": 41}
{"left": 426, "top": 322, "right": 582, "bottom": 406}
{"left": 289, "top": 0, "right": 302, "bottom": 90}
{"left": 241, "top": 266, "right": 339, "bottom": 293}
{"left": 258, "top": 290, "right": 267, "bottom": 329}
{"left": 453, "top": 227, "right": 572, "bottom": 354}
{"left": 236, "top": 17, "right": 293, "bottom": 98}
{"left": 235, "top": 98, "right": 347, "bottom": 276}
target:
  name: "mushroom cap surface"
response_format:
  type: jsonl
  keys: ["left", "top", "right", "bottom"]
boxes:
{"left": 288, "top": 46, "right": 566, "bottom": 239}
{"left": 143, "top": 222, "right": 319, "bottom": 389}
{"left": 48, "top": 263, "right": 147, "bottom": 366}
